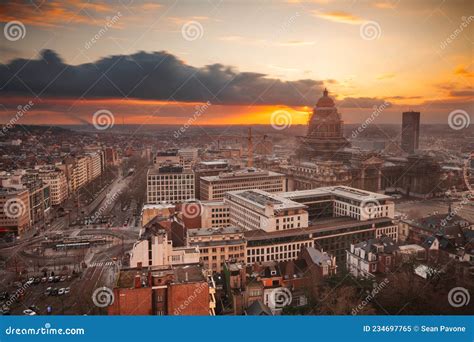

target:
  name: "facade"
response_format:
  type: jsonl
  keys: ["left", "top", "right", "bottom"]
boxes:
{"left": 36, "top": 167, "right": 68, "bottom": 206}
{"left": 105, "top": 147, "right": 119, "bottom": 166}
{"left": 86, "top": 152, "right": 103, "bottom": 181}
{"left": 346, "top": 236, "right": 399, "bottom": 278}
{"left": 401, "top": 111, "right": 420, "bottom": 154}
{"left": 194, "top": 160, "right": 231, "bottom": 199}
{"left": 200, "top": 201, "right": 231, "bottom": 228}
{"left": 147, "top": 166, "right": 195, "bottom": 204}
{"left": 0, "top": 187, "right": 31, "bottom": 237}
{"left": 129, "top": 226, "right": 200, "bottom": 268}
{"left": 187, "top": 226, "right": 246, "bottom": 273}
{"left": 109, "top": 265, "right": 214, "bottom": 315}
{"left": 225, "top": 189, "right": 308, "bottom": 232}
{"left": 154, "top": 151, "right": 180, "bottom": 168}
{"left": 200, "top": 168, "right": 286, "bottom": 200}
{"left": 297, "top": 88, "right": 350, "bottom": 161}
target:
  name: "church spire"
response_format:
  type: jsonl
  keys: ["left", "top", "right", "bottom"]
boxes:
{"left": 323, "top": 88, "right": 328, "bottom": 97}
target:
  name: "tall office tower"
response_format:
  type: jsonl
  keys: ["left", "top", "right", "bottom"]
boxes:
{"left": 401, "top": 111, "right": 420, "bottom": 154}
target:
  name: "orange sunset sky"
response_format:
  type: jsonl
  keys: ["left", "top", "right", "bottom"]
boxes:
{"left": 0, "top": 0, "right": 472, "bottom": 126}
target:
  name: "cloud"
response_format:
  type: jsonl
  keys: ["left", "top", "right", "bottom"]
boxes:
{"left": 0, "top": 49, "right": 327, "bottom": 107}
{"left": 337, "top": 97, "right": 391, "bottom": 108}
{"left": 311, "top": 10, "right": 363, "bottom": 24}
{"left": 450, "top": 89, "right": 474, "bottom": 97}
{"left": 376, "top": 73, "right": 396, "bottom": 80}
{"left": 454, "top": 66, "right": 474, "bottom": 77}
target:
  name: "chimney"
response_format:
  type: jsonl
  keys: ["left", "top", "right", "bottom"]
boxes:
{"left": 185, "top": 272, "right": 189, "bottom": 282}
{"left": 134, "top": 274, "right": 141, "bottom": 289}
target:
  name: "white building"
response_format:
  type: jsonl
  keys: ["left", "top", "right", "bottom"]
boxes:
{"left": 178, "top": 148, "right": 199, "bottom": 170}
{"left": 200, "top": 201, "right": 231, "bottom": 228}
{"left": 86, "top": 152, "right": 103, "bottom": 181}
{"left": 225, "top": 189, "right": 308, "bottom": 232}
{"left": 36, "top": 167, "right": 68, "bottom": 206}
{"left": 129, "top": 227, "right": 200, "bottom": 268}
{"left": 146, "top": 166, "right": 195, "bottom": 204}
{"left": 200, "top": 168, "right": 286, "bottom": 200}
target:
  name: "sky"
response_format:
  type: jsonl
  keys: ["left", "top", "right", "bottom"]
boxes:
{"left": 0, "top": 0, "right": 472, "bottom": 126}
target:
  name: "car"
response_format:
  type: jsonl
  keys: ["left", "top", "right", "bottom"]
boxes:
{"left": 13, "top": 281, "right": 22, "bottom": 287}
{"left": 59, "top": 276, "right": 67, "bottom": 282}
{"left": 44, "top": 287, "right": 52, "bottom": 296}
{"left": 23, "top": 309, "right": 36, "bottom": 316}
{"left": 29, "top": 305, "right": 40, "bottom": 313}
{"left": 53, "top": 276, "right": 60, "bottom": 283}
{"left": 67, "top": 275, "right": 72, "bottom": 281}
{"left": 33, "top": 278, "right": 41, "bottom": 285}
{"left": 64, "top": 287, "right": 70, "bottom": 294}
{"left": 58, "top": 288, "right": 65, "bottom": 296}
{"left": 51, "top": 288, "right": 58, "bottom": 296}
{"left": 0, "top": 292, "right": 8, "bottom": 300}
{"left": 1, "top": 306, "right": 11, "bottom": 315}
{"left": 41, "top": 277, "right": 47, "bottom": 283}
{"left": 47, "top": 277, "right": 54, "bottom": 283}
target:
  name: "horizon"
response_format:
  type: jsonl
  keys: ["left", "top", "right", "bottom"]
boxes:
{"left": 0, "top": 0, "right": 472, "bottom": 126}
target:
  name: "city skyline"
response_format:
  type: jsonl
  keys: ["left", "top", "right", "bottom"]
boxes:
{"left": 0, "top": 0, "right": 472, "bottom": 126}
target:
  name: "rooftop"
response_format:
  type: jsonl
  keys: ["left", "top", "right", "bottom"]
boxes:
{"left": 188, "top": 226, "right": 244, "bottom": 237}
{"left": 280, "top": 185, "right": 392, "bottom": 202}
{"left": 201, "top": 168, "right": 283, "bottom": 181}
{"left": 227, "top": 189, "right": 306, "bottom": 211}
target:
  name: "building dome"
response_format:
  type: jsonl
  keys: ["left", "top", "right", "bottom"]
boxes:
{"left": 316, "top": 88, "right": 335, "bottom": 108}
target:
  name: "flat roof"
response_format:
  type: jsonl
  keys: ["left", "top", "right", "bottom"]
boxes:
{"left": 201, "top": 168, "right": 283, "bottom": 182}
{"left": 227, "top": 189, "right": 306, "bottom": 211}
{"left": 280, "top": 185, "right": 392, "bottom": 202}
{"left": 188, "top": 226, "right": 244, "bottom": 237}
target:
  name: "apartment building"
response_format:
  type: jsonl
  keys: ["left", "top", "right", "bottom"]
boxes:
{"left": 36, "top": 167, "right": 68, "bottom": 206}
{"left": 146, "top": 166, "right": 195, "bottom": 204}
{"left": 187, "top": 226, "right": 246, "bottom": 273}
{"left": 225, "top": 189, "right": 308, "bottom": 232}
{"left": 200, "top": 168, "right": 286, "bottom": 200}
{"left": 0, "top": 187, "right": 31, "bottom": 237}
{"left": 200, "top": 201, "right": 231, "bottom": 228}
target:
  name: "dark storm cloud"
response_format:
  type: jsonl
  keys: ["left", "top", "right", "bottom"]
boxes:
{"left": 0, "top": 49, "right": 325, "bottom": 106}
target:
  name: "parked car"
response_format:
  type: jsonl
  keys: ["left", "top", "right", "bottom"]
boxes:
{"left": 41, "top": 277, "right": 48, "bottom": 283}
{"left": 59, "top": 276, "right": 67, "bottom": 282}
{"left": 23, "top": 309, "right": 36, "bottom": 316}
{"left": 47, "top": 277, "right": 54, "bottom": 283}
{"left": 64, "top": 287, "right": 70, "bottom": 294}
{"left": 51, "top": 288, "right": 58, "bottom": 296}
{"left": 1, "top": 306, "right": 11, "bottom": 315}
{"left": 45, "top": 287, "right": 52, "bottom": 296}
{"left": 29, "top": 305, "right": 40, "bottom": 313}
{"left": 13, "top": 281, "right": 22, "bottom": 287}
{"left": 33, "top": 278, "right": 41, "bottom": 285}
{"left": 0, "top": 292, "right": 8, "bottom": 300}
{"left": 53, "top": 276, "right": 60, "bottom": 283}
{"left": 58, "top": 288, "right": 65, "bottom": 296}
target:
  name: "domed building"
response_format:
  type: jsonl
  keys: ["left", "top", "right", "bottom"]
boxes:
{"left": 297, "top": 88, "right": 351, "bottom": 161}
